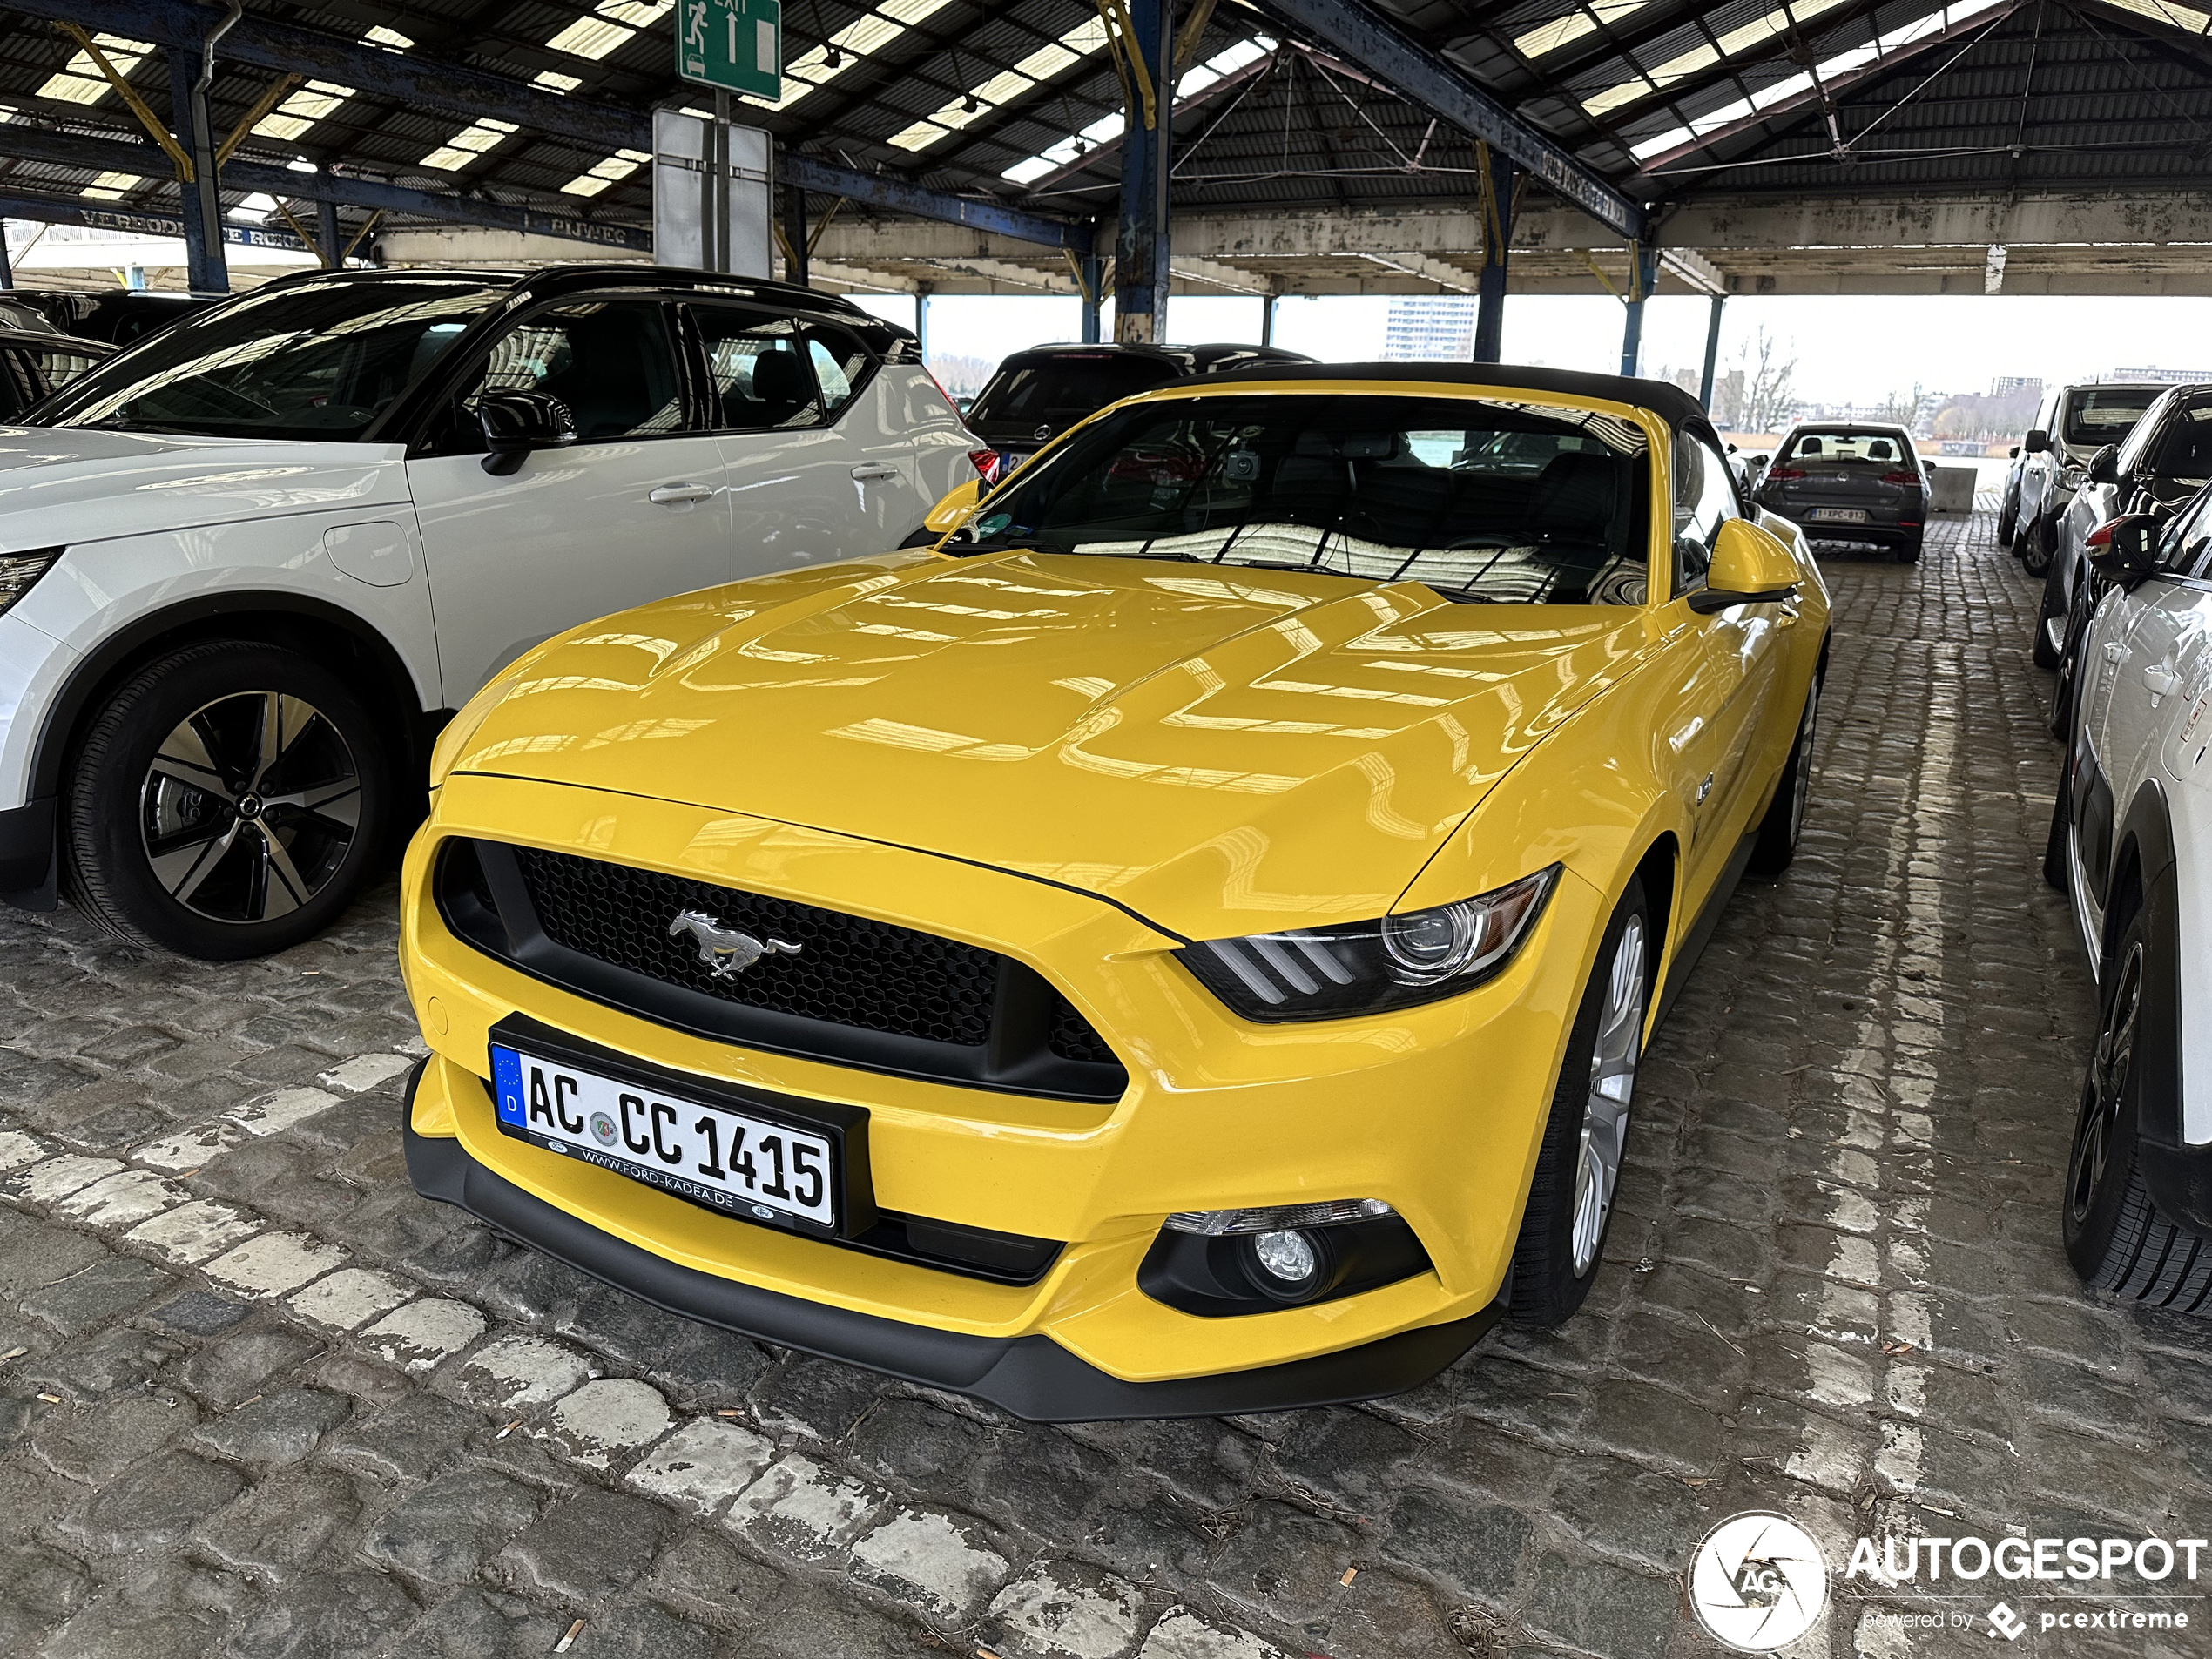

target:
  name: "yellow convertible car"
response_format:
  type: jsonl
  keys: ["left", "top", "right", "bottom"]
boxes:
{"left": 398, "top": 365, "right": 1828, "bottom": 1419}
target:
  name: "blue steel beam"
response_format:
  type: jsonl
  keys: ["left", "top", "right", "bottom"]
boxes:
{"left": 0, "top": 187, "right": 313, "bottom": 253}
{"left": 6, "top": 0, "right": 1090, "bottom": 252}
{"left": 0, "top": 124, "right": 651, "bottom": 251}
{"left": 1252, "top": 0, "right": 1643, "bottom": 239}
{"left": 1113, "top": 0, "right": 1171, "bottom": 341}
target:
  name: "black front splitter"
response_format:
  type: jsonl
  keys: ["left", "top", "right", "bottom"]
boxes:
{"left": 401, "top": 1069, "right": 1501, "bottom": 1422}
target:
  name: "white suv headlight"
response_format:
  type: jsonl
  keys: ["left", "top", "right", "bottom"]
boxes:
{"left": 0, "top": 547, "right": 63, "bottom": 617}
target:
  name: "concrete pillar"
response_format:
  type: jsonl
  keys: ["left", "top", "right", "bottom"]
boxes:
{"left": 916, "top": 285, "right": 932, "bottom": 356}
{"left": 167, "top": 46, "right": 229, "bottom": 295}
{"left": 781, "top": 186, "right": 808, "bottom": 286}
{"left": 1697, "top": 293, "right": 1725, "bottom": 409}
{"left": 1112, "top": 0, "right": 1171, "bottom": 343}
{"left": 1080, "top": 249, "right": 1104, "bottom": 343}
{"left": 1259, "top": 293, "right": 1273, "bottom": 347}
{"left": 1473, "top": 151, "right": 1516, "bottom": 364}
{"left": 1618, "top": 243, "right": 1660, "bottom": 376}
{"left": 315, "top": 199, "right": 341, "bottom": 268}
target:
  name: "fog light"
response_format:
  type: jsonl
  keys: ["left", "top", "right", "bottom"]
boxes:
{"left": 1251, "top": 1229, "right": 1318, "bottom": 1285}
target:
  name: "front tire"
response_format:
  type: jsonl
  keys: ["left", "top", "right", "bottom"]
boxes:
{"left": 1748, "top": 678, "right": 1818, "bottom": 877}
{"left": 2061, "top": 907, "right": 2212, "bottom": 1312}
{"left": 62, "top": 642, "right": 389, "bottom": 960}
{"left": 1507, "top": 880, "right": 1651, "bottom": 1327}
{"left": 2021, "top": 513, "right": 2054, "bottom": 577}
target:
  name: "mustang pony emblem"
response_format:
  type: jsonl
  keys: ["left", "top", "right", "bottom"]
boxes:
{"left": 667, "top": 910, "right": 802, "bottom": 978}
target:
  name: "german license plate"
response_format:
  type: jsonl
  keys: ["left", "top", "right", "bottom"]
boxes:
{"left": 490, "top": 1042, "right": 837, "bottom": 1230}
{"left": 1809, "top": 507, "right": 1868, "bottom": 523}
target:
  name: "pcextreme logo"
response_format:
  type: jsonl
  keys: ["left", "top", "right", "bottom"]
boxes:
{"left": 1688, "top": 1512, "right": 1829, "bottom": 1651}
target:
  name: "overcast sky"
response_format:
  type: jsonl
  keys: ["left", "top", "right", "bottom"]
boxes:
{"left": 856, "top": 291, "right": 2212, "bottom": 405}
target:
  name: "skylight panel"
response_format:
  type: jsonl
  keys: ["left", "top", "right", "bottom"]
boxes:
{"left": 547, "top": 0, "right": 672, "bottom": 63}
{"left": 421, "top": 117, "right": 517, "bottom": 172}
{"left": 80, "top": 170, "right": 138, "bottom": 201}
{"left": 1627, "top": 0, "right": 2007, "bottom": 159}
{"left": 254, "top": 79, "right": 354, "bottom": 142}
{"left": 998, "top": 37, "right": 1270, "bottom": 184}
{"left": 742, "top": 0, "right": 956, "bottom": 113}
{"left": 2102, "top": 0, "right": 2212, "bottom": 29}
{"left": 37, "top": 33, "right": 152, "bottom": 106}
{"left": 887, "top": 16, "right": 1110, "bottom": 152}
{"left": 535, "top": 70, "right": 585, "bottom": 91}
{"left": 1583, "top": 0, "right": 1850, "bottom": 117}
{"left": 1514, "top": 2, "right": 1648, "bottom": 61}
{"left": 562, "top": 147, "right": 653, "bottom": 196}
{"left": 229, "top": 192, "right": 280, "bottom": 222}
{"left": 365, "top": 25, "right": 415, "bottom": 48}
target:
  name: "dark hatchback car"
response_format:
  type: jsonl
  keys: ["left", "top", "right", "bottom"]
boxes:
{"left": 1753, "top": 423, "right": 1927, "bottom": 562}
{"left": 965, "top": 341, "right": 1316, "bottom": 479}
{"left": 0, "top": 328, "right": 112, "bottom": 421}
{"left": 10, "top": 288, "right": 215, "bottom": 347}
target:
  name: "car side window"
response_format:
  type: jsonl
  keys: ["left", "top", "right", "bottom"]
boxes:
{"left": 1671, "top": 431, "right": 1737, "bottom": 597}
{"left": 435, "top": 300, "right": 685, "bottom": 450}
{"left": 803, "top": 325, "right": 873, "bottom": 422}
{"left": 2162, "top": 491, "right": 2212, "bottom": 577}
{"left": 691, "top": 306, "right": 824, "bottom": 430}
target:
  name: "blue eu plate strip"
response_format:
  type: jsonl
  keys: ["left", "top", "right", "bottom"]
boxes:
{"left": 489, "top": 1046, "right": 525, "bottom": 1128}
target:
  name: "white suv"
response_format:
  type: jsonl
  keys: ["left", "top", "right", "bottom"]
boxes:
{"left": 0, "top": 266, "right": 977, "bottom": 959}
{"left": 2046, "top": 495, "right": 2212, "bottom": 1309}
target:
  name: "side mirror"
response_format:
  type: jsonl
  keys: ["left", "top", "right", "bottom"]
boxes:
{"left": 2023, "top": 428, "right": 2049, "bottom": 455}
{"left": 479, "top": 389, "right": 576, "bottom": 476}
{"left": 2008, "top": 446, "right": 2020, "bottom": 459}
{"left": 2087, "top": 444, "right": 2120, "bottom": 487}
{"left": 2086, "top": 514, "right": 2160, "bottom": 583}
{"left": 919, "top": 477, "right": 983, "bottom": 541}
{"left": 1690, "top": 517, "right": 1801, "bottom": 613}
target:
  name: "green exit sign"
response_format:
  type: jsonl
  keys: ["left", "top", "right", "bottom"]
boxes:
{"left": 678, "top": 0, "right": 781, "bottom": 99}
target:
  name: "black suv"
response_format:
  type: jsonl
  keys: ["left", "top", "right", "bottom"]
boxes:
{"left": 966, "top": 341, "right": 1316, "bottom": 478}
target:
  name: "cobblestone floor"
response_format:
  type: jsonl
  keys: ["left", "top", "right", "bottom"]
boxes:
{"left": 3, "top": 509, "right": 2208, "bottom": 1659}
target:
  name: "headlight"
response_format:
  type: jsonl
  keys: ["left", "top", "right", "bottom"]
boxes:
{"left": 0, "top": 547, "right": 64, "bottom": 617}
{"left": 1178, "top": 865, "right": 1559, "bottom": 1022}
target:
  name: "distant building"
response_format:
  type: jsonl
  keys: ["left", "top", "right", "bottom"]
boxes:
{"left": 1381, "top": 296, "right": 1476, "bottom": 361}
{"left": 2107, "top": 367, "right": 2212, "bottom": 384}
{"left": 1989, "top": 375, "right": 2042, "bottom": 397}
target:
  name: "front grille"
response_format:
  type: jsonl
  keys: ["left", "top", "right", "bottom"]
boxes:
{"left": 516, "top": 846, "right": 1000, "bottom": 1047}
{"left": 438, "top": 840, "right": 1126, "bottom": 1103}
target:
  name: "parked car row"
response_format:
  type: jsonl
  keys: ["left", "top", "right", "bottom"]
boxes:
{"left": 2004, "top": 380, "right": 2212, "bottom": 1315}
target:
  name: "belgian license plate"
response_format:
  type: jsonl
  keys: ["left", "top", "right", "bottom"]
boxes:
{"left": 999, "top": 449, "right": 1029, "bottom": 475}
{"left": 1809, "top": 507, "right": 1869, "bottom": 523}
{"left": 490, "top": 1042, "right": 837, "bottom": 1230}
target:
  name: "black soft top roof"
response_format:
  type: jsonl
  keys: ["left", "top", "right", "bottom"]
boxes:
{"left": 1202, "top": 361, "right": 1711, "bottom": 431}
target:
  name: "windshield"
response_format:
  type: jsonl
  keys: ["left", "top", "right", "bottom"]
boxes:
{"left": 40, "top": 277, "right": 506, "bottom": 440}
{"left": 1777, "top": 429, "right": 1913, "bottom": 467}
{"left": 953, "top": 392, "right": 1653, "bottom": 605}
{"left": 2062, "top": 388, "right": 2160, "bottom": 449}
{"left": 967, "top": 354, "right": 1178, "bottom": 433}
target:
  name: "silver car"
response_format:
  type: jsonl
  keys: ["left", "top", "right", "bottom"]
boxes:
{"left": 1753, "top": 423, "right": 1926, "bottom": 563}
{"left": 2012, "top": 382, "right": 2162, "bottom": 574}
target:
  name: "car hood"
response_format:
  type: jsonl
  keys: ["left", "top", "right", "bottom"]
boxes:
{"left": 447, "top": 550, "right": 1658, "bottom": 940}
{"left": 0, "top": 426, "right": 408, "bottom": 550}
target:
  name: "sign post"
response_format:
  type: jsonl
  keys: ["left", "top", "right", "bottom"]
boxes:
{"left": 678, "top": 0, "right": 782, "bottom": 101}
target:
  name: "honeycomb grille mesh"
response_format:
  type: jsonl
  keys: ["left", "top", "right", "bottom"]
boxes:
{"left": 514, "top": 846, "right": 1001, "bottom": 1046}
{"left": 1049, "top": 998, "right": 1117, "bottom": 1065}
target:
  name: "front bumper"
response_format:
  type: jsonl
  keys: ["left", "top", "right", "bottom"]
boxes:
{"left": 405, "top": 1062, "right": 1500, "bottom": 1420}
{"left": 401, "top": 772, "right": 1599, "bottom": 1403}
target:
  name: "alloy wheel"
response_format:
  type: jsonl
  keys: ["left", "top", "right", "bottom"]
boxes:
{"left": 138, "top": 691, "right": 363, "bottom": 925}
{"left": 1572, "top": 914, "right": 1649, "bottom": 1276}
{"left": 2067, "top": 941, "right": 2142, "bottom": 1225}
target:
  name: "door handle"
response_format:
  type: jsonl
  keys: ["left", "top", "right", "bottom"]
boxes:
{"left": 648, "top": 482, "right": 714, "bottom": 505}
{"left": 2146, "top": 664, "right": 2182, "bottom": 697}
{"left": 2103, "top": 641, "right": 2128, "bottom": 663}
{"left": 849, "top": 462, "right": 903, "bottom": 482}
